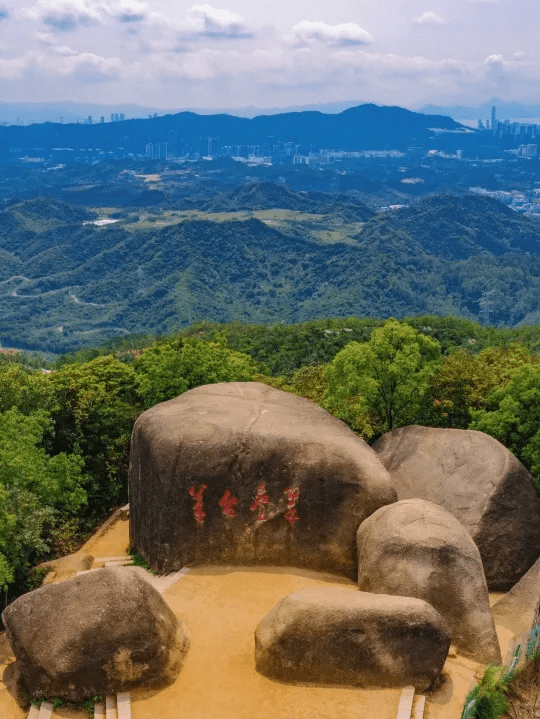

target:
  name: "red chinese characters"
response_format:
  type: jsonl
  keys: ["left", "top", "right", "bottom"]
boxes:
{"left": 250, "top": 483, "right": 270, "bottom": 521}
{"left": 284, "top": 487, "right": 300, "bottom": 525}
{"left": 218, "top": 489, "right": 238, "bottom": 517}
{"left": 188, "top": 484, "right": 207, "bottom": 523}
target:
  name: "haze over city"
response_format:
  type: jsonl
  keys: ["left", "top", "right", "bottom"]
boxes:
{"left": 0, "top": 0, "right": 535, "bottom": 112}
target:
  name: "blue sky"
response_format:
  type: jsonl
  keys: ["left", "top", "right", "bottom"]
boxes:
{"left": 0, "top": 0, "right": 536, "bottom": 109}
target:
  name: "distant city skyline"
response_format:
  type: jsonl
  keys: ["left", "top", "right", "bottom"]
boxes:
{"left": 0, "top": 0, "right": 536, "bottom": 110}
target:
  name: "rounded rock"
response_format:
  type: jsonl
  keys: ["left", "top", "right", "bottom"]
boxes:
{"left": 1, "top": 567, "right": 190, "bottom": 702}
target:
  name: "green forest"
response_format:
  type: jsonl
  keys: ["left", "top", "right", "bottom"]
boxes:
{"left": 2, "top": 313, "right": 540, "bottom": 609}
{"left": 4, "top": 192, "right": 540, "bottom": 353}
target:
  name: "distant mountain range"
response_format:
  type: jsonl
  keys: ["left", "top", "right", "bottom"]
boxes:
{"left": 0, "top": 100, "right": 368, "bottom": 125}
{"left": 4, "top": 97, "right": 540, "bottom": 128}
{"left": 2, "top": 192, "right": 540, "bottom": 352}
{"left": 0, "top": 104, "right": 466, "bottom": 155}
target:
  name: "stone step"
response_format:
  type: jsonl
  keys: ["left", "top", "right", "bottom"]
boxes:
{"left": 94, "top": 701, "right": 106, "bottom": 718}
{"left": 103, "top": 560, "right": 131, "bottom": 567}
{"left": 117, "top": 692, "right": 132, "bottom": 718}
{"left": 396, "top": 686, "right": 415, "bottom": 719}
{"left": 37, "top": 702, "right": 53, "bottom": 719}
{"left": 152, "top": 567, "right": 191, "bottom": 594}
{"left": 27, "top": 705, "right": 39, "bottom": 719}
{"left": 76, "top": 568, "right": 102, "bottom": 575}
{"left": 105, "top": 694, "right": 117, "bottom": 719}
{"left": 129, "top": 566, "right": 190, "bottom": 594}
{"left": 412, "top": 694, "right": 426, "bottom": 719}
{"left": 94, "top": 556, "right": 131, "bottom": 563}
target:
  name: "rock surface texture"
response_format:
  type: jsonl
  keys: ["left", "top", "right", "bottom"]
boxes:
{"left": 491, "top": 555, "right": 540, "bottom": 637}
{"left": 254, "top": 587, "right": 451, "bottom": 691}
{"left": 373, "top": 425, "right": 540, "bottom": 590}
{"left": 356, "top": 499, "right": 501, "bottom": 664}
{"left": 129, "top": 382, "right": 396, "bottom": 578}
{"left": 1, "top": 567, "right": 189, "bottom": 702}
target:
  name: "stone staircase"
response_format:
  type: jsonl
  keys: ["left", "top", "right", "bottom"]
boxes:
{"left": 134, "top": 565, "right": 191, "bottom": 593}
{"left": 27, "top": 693, "right": 132, "bottom": 719}
{"left": 95, "top": 692, "right": 131, "bottom": 718}
{"left": 77, "top": 556, "right": 191, "bottom": 595}
{"left": 27, "top": 703, "right": 51, "bottom": 719}
{"left": 396, "top": 686, "right": 426, "bottom": 719}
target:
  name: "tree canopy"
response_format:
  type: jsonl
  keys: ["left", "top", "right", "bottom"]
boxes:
{"left": 135, "top": 335, "right": 266, "bottom": 408}
{"left": 324, "top": 318, "right": 440, "bottom": 437}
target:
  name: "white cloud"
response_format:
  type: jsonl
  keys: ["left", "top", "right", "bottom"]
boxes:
{"left": 414, "top": 11, "right": 447, "bottom": 25}
{"left": 22, "top": 0, "right": 103, "bottom": 31}
{"left": 69, "top": 52, "right": 123, "bottom": 80}
{"left": 2, "top": 0, "right": 539, "bottom": 109}
{"left": 484, "top": 53, "right": 504, "bottom": 64}
{"left": 36, "top": 30, "right": 77, "bottom": 53}
{"left": 0, "top": 53, "right": 31, "bottom": 80}
{"left": 101, "top": 0, "right": 147, "bottom": 23}
{"left": 290, "top": 20, "right": 373, "bottom": 47}
{"left": 184, "top": 4, "right": 251, "bottom": 38}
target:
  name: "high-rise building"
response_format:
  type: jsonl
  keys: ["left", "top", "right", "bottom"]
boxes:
{"left": 491, "top": 106, "right": 496, "bottom": 127}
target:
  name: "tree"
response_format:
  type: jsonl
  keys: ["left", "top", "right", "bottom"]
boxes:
{"left": 135, "top": 336, "right": 266, "bottom": 408}
{"left": 0, "top": 408, "right": 85, "bottom": 589}
{"left": 45, "top": 355, "right": 141, "bottom": 518}
{"left": 419, "top": 344, "right": 533, "bottom": 429}
{"left": 324, "top": 318, "right": 440, "bottom": 437}
{"left": 471, "top": 363, "right": 540, "bottom": 494}
{"left": 0, "top": 363, "right": 52, "bottom": 415}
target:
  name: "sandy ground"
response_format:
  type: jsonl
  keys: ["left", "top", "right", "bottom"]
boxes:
{"left": 0, "top": 516, "right": 521, "bottom": 719}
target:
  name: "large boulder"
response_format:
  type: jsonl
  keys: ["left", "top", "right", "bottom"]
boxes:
{"left": 356, "top": 499, "right": 501, "bottom": 664}
{"left": 491, "top": 555, "right": 540, "bottom": 638}
{"left": 2, "top": 567, "right": 189, "bottom": 702}
{"left": 129, "top": 382, "right": 396, "bottom": 578}
{"left": 254, "top": 587, "right": 450, "bottom": 691}
{"left": 373, "top": 426, "right": 540, "bottom": 590}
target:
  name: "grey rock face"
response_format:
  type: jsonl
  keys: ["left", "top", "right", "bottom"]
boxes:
{"left": 255, "top": 587, "right": 451, "bottom": 691}
{"left": 2, "top": 567, "right": 189, "bottom": 702}
{"left": 356, "top": 499, "right": 501, "bottom": 664}
{"left": 373, "top": 425, "right": 540, "bottom": 590}
{"left": 129, "top": 382, "right": 396, "bottom": 578}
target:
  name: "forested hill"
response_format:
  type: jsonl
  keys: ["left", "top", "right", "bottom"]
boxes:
{"left": 200, "top": 181, "right": 375, "bottom": 221}
{"left": 388, "top": 194, "right": 540, "bottom": 258}
{"left": 0, "top": 104, "right": 465, "bottom": 153}
{"left": 2, "top": 194, "right": 540, "bottom": 352}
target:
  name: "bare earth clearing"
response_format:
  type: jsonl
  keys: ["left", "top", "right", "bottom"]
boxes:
{"left": 0, "top": 514, "right": 518, "bottom": 719}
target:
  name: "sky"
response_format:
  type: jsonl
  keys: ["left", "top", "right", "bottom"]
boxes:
{"left": 0, "top": 0, "right": 536, "bottom": 111}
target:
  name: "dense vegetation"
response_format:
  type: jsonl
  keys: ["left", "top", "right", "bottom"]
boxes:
{"left": 5, "top": 193, "right": 540, "bottom": 353}
{"left": 2, "top": 315, "right": 540, "bottom": 608}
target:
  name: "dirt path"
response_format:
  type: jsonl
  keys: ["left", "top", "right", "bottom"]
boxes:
{"left": 0, "top": 516, "right": 521, "bottom": 719}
